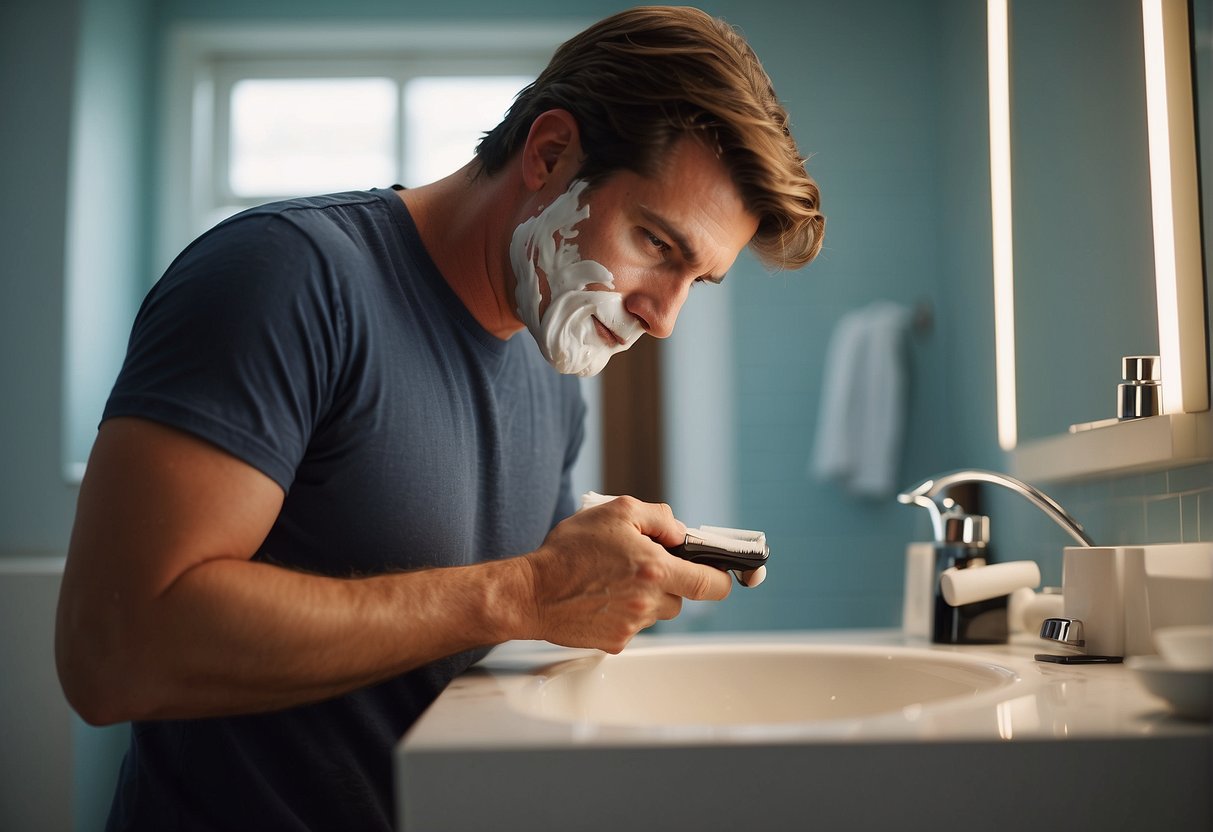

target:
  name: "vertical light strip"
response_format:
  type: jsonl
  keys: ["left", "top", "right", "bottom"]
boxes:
{"left": 1142, "top": 0, "right": 1182, "bottom": 413}
{"left": 989, "top": 0, "right": 1017, "bottom": 450}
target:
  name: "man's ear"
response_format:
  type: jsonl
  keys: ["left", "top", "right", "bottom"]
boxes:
{"left": 519, "top": 109, "right": 582, "bottom": 192}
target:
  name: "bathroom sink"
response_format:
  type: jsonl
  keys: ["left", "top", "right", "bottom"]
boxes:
{"left": 508, "top": 643, "right": 1018, "bottom": 726}
{"left": 398, "top": 632, "right": 1213, "bottom": 832}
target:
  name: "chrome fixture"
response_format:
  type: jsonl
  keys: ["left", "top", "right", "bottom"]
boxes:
{"left": 1039, "top": 617, "right": 1085, "bottom": 648}
{"left": 1036, "top": 615, "right": 1124, "bottom": 664}
{"left": 897, "top": 469, "right": 1093, "bottom": 547}
{"left": 1118, "top": 355, "right": 1162, "bottom": 419}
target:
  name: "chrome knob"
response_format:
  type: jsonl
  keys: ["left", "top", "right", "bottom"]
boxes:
{"left": 1122, "top": 355, "right": 1161, "bottom": 381}
{"left": 1039, "top": 617, "right": 1085, "bottom": 647}
{"left": 1118, "top": 355, "right": 1162, "bottom": 419}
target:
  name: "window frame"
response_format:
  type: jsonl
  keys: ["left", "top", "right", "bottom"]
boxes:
{"left": 158, "top": 21, "right": 578, "bottom": 275}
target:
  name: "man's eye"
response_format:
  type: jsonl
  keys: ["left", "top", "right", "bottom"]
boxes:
{"left": 645, "top": 231, "right": 671, "bottom": 252}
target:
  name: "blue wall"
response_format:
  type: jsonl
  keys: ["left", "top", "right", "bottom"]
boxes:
{"left": 716, "top": 0, "right": 970, "bottom": 630}
{"left": 1, "top": 0, "right": 84, "bottom": 555}
{"left": 64, "top": 0, "right": 153, "bottom": 470}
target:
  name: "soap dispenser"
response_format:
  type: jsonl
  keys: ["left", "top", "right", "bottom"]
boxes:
{"left": 932, "top": 513, "right": 1008, "bottom": 644}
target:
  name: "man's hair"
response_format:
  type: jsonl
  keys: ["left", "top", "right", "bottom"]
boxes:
{"left": 475, "top": 5, "right": 824, "bottom": 270}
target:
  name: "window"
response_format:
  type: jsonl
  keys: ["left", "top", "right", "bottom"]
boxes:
{"left": 227, "top": 76, "right": 399, "bottom": 198}
{"left": 159, "top": 23, "right": 574, "bottom": 270}
{"left": 208, "top": 69, "right": 533, "bottom": 230}
{"left": 402, "top": 76, "right": 531, "bottom": 186}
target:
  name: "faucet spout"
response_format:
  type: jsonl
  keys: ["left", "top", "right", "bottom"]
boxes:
{"left": 897, "top": 469, "right": 1094, "bottom": 547}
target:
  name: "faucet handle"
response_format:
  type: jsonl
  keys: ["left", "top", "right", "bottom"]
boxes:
{"left": 942, "top": 513, "right": 990, "bottom": 546}
{"left": 1039, "top": 617, "right": 1085, "bottom": 647}
{"left": 1035, "top": 618, "right": 1124, "bottom": 664}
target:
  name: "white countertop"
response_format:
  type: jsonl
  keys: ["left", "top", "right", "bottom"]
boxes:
{"left": 402, "top": 628, "right": 1211, "bottom": 749}
{"left": 395, "top": 629, "right": 1213, "bottom": 832}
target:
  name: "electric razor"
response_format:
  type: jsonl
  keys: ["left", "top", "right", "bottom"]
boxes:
{"left": 668, "top": 526, "right": 769, "bottom": 587}
{"left": 578, "top": 492, "right": 771, "bottom": 587}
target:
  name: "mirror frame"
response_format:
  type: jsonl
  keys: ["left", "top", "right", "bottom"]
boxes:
{"left": 988, "top": 0, "right": 1212, "bottom": 481}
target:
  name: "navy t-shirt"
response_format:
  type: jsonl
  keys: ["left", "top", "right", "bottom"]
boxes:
{"left": 101, "top": 188, "right": 585, "bottom": 831}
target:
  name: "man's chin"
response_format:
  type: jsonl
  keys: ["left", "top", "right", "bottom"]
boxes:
{"left": 534, "top": 302, "right": 641, "bottom": 376}
{"left": 547, "top": 341, "right": 634, "bottom": 377}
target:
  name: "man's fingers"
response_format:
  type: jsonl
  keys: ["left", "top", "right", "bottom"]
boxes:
{"left": 657, "top": 594, "right": 684, "bottom": 621}
{"left": 606, "top": 497, "right": 732, "bottom": 599}
{"left": 614, "top": 496, "right": 687, "bottom": 548}
{"left": 665, "top": 557, "right": 732, "bottom": 601}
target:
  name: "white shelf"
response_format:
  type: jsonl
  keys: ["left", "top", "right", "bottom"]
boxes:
{"left": 1010, "top": 411, "right": 1213, "bottom": 483}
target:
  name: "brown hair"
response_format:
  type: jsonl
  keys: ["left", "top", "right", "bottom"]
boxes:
{"left": 475, "top": 6, "right": 824, "bottom": 270}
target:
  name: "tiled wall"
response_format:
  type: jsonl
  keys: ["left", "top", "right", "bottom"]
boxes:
{"left": 1077, "top": 464, "right": 1213, "bottom": 546}
{"left": 988, "top": 462, "right": 1213, "bottom": 589}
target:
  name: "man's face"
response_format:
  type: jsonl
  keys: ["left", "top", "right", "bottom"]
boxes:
{"left": 511, "top": 136, "right": 759, "bottom": 376}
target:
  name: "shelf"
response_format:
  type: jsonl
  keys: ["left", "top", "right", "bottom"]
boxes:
{"left": 1010, "top": 411, "right": 1213, "bottom": 483}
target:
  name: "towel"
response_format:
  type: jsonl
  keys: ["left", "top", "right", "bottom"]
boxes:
{"left": 810, "top": 302, "right": 913, "bottom": 498}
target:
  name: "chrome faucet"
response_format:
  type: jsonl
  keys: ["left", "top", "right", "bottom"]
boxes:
{"left": 898, "top": 470, "right": 1098, "bottom": 655}
{"left": 897, "top": 469, "right": 1094, "bottom": 547}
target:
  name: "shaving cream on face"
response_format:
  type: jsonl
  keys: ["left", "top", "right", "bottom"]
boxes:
{"left": 510, "top": 179, "right": 644, "bottom": 376}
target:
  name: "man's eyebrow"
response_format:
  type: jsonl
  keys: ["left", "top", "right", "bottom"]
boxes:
{"left": 638, "top": 206, "right": 727, "bottom": 283}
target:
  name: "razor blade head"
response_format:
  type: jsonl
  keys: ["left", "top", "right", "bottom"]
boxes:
{"left": 669, "top": 541, "right": 769, "bottom": 571}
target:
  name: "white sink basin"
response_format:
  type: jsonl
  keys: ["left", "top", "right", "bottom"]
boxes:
{"left": 508, "top": 643, "right": 1018, "bottom": 726}
{"left": 399, "top": 633, "right": 1213, "bottom": 832}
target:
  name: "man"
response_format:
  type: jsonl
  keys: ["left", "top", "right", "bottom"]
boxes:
{"left": 56, "top": 6, "right": 823, "bottom": 830}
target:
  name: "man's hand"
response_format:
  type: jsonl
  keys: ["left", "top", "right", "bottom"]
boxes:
{"left": 516, "top": 496, "right": 732, "bottom": 653}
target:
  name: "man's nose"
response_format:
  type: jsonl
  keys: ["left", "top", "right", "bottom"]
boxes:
{"left": 625, "top": 281, "right": 688, "bottom": 339}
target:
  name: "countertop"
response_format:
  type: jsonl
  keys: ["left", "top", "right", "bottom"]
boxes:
{"left": 395, "top": 629, "right": 1213, "bottom": 832}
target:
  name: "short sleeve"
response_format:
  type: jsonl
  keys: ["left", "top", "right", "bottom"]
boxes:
{"left": 103, "top": 213, "right": 345, "bottom": 492}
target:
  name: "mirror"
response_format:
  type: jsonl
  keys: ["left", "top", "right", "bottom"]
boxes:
{"left": 1011, "top": 0, "right": 1158, "bottom": 442}
{"left": 990, "top": 0, "right": 1210, "bottom": 478}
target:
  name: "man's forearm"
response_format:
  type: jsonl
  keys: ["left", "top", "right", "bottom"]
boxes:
{"left": 58, "top": 554, "right": 531, "bottom": 724}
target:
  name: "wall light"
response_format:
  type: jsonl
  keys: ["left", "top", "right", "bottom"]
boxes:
{"left": 1142, "top": 0, "right": 1205, "bottom": 414}
{"left": 988, "top": 0, "right": 1016, "bottom": 451}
